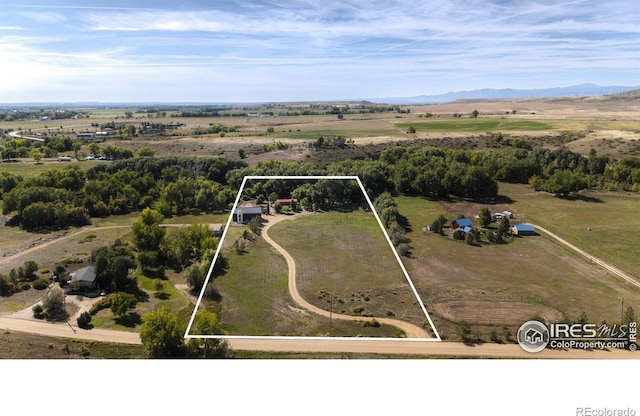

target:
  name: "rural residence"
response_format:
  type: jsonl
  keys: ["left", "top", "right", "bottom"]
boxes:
{"left": 68, "top": 266, "right": 97, "bottom": 289}
{"left": 451, "top": 217, "right": 474, "bottom": 233}
{"left": 233, "top": 206, "right": 263, "bottom": 224}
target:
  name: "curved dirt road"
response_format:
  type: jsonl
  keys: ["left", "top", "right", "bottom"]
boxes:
{"left": 532, "top": 223, "right": 640, "bottom": 289}
{"left": 261, "top": 213, "right": 430, "bottom": 339}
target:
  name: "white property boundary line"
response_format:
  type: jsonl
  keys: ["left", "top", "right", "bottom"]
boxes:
{"left": 184, "top": 175, "right": 441, "bottom": 342}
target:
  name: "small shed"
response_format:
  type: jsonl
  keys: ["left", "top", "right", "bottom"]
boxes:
{"left": 233, "top": 206, "right": 263, "bottom": 224}
{"left": 69, "top": 266, "right": 97, "bottom": 289}
{"left": 209, "top": 224, "right": 224, "bottom": 238}
{"left": 276, "top": 198, "right": 297, "bottom": 207}
{"left": 511, "top": 223, "right": 536, "bottom": 236}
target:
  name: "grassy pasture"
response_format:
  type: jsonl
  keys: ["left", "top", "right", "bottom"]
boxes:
{"left": 268, "top": 210, "right": 429, "bottom": 328}
{"left": 202, "top": 223, "right": 401, "bottom": 337}
{"left": 396, "top": 118, "right": 553, "bottom": 132}
{"left": 394, "top": 191, "right": 640, "bottom": 341}
{"left": 500, "top": 182, "right": 640, "bottom": 278}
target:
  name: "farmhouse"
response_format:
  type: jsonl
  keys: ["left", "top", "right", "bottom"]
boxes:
{"left": 233, "top": 206, "right": 263, "bottom": 224}
{"left": 511, "top": 223, "right": 536, "bottom": 236}
{"left": 68, "top": 266, "right": 97, "bottom": 289}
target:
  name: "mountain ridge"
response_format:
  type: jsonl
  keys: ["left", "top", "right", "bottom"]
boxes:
{"left": 372, "top": 83, "right": 640, "bottom": 105}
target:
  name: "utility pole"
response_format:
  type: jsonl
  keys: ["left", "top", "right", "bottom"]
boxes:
{"left": 329, "top": 292, "right": 333, "bottom": 329}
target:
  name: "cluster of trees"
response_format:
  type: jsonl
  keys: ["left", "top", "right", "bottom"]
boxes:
{"left": 3, "top": 141, "right": 640, "bottom": 233}
{"left": 0, "top": 108, "right": 89, "bottom": 122}
{"left": 1, "top": 157, "right": 243, "bottom": 230}
{"left": 0, "top": 260, "right": 41, "bottom": 296}
{"left": 2, "top": 166, "right": 89, "bottom": 230}
{"left": 373, "top": 192, "right": 411, "bottom": 256}
{"left": 0, "top": 135, "right": 138, "bottom": 161}
{"left": 311, "top": 136, "right": 353, "bottom": 149}
{"left": 1, "top": 136, "right": 79, "bottom": 160}
{"left": 140, "top": 308, "right": 229, "bottom": 358}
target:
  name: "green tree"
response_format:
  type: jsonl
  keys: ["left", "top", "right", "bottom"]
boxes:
{"left": 498, "top": 216, "right": 510, "bottom": 236}
{"left": 77, "top": 311, "right": 92, "bottom": 329}
{"left": 140, "top": 307, "right": 186, "bottom": 358}
{"left": 92, "top": 240, "right": 136, "bottom": 291}
{"left": 132, "top": 208, "right": 166, "bottom": 252}
{"left": 184, "top": 263, "right": 205, "bottom": 294}
{"left": 88, "top": 143, "right": 100, "bottom": 157}
{"left": 478, "top": 207, "right": 491, "bottom": 228}
{"left": 42, "top": 286, "right": 66, "bottom": 320}
{"left": 187, "top": 310, "right": 230, "bottom": 358}
{"left": 30, "top": 148, "right": 43, "bottom": 163}
{"left": 109, "top": 292, "right": 137, "bottom": 319}
{"left": 456, "top": 320, "right": 472, "bottom": 342}
{"left": 138, "top": 146, "right": 156, "bottom": 157}
{"left": 623, "top": 306, "right": 636, "bottom": 326}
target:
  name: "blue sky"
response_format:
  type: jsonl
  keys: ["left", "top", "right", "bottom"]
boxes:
{"left": 1, "top": 0, "right": 638, "bottom": 103}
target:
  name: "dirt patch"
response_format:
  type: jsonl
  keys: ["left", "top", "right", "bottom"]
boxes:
{"left": 433, "top": 300, "right": 563, "bottom": 325}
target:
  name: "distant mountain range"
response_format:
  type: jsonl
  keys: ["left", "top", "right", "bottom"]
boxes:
{"left": 372, "top": 83, "right": 640, "bottom": 105}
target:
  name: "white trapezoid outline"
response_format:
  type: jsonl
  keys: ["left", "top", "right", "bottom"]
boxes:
{"left": 184, "top": 175, "right": 441, "bottom": 342}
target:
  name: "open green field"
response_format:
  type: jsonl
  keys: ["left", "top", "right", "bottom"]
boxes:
{"left": 396, "top": 119, "right": 554, "bottom": 132}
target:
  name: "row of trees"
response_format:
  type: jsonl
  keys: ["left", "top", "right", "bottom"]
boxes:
{"left": 3, "top": 142, "right": 640, "bottom": 232}
{"left": 1, "top": 156, "right": 244, "bottom": 230}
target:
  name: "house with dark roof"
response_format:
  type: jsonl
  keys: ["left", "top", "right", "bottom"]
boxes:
{"left": 69, "top": 266, "right": 97, "bottom": 289}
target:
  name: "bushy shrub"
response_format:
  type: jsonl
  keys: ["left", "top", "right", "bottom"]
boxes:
{"left": 89, "top": 295, "right": 112, "bottom": 315}
{"left": 77, "top": 311, "right": 92, "bottom": 329}
{"left": 32, "top": 278, "right": 50, "bottom": 290}
{"left": 32, "top": 304, "right": 44, "bottom": 319}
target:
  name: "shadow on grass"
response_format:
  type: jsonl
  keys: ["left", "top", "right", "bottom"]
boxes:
{"left": 559, "top": 194, "right": 604, "bottom": 203}
{"left": 115, "top": 312, "right": 142, "bottom": 328}
{"left": 154, "top": 292, "right": 170, "bottom": 300}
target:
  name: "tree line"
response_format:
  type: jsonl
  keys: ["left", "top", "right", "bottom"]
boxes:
{"left": 2, "top": 142, "right": 640, "bottom": 231}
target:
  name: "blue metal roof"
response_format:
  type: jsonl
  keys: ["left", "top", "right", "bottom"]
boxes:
{"left": 454, "top": 218, "right": 473, "bottom": 227}
{"left": 514, "top": 224, "right": 535, "bottom": 231}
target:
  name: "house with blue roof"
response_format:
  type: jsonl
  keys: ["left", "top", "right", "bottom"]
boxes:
{"left": 511, "top": 223, "right": 536, "bottom": 236}
{"left": 451, "top": 217, "right": 473, "bottom": 232}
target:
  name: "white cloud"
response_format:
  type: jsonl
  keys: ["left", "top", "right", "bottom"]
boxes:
{"left": 0, "top": 0, "right": 638, "bottom": 102}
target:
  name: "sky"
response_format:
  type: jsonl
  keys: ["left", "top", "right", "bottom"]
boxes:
{"left": 0, "top": 0, "right": 638, "bottom": 103}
